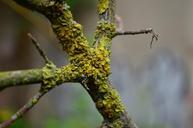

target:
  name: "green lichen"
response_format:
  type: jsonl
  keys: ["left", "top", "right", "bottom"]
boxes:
{"left": 14, "top": 0, "right": 127, "bottom": 126}
{"left": 95, "top": 82, "right": 125, "bottom": 119}
{"left": 60, "top": 64, "right": 80, "bottom": 81}
{"left": 97, "top": 0, "right": 109, "bottom": 14}
{"left": 67, "top": 42, "right": 124, "bottom": 121}
{"left": 0, "top": 69, "right": 42, "bottom": 90}
{"left": 69, "top": 47, "right": 110, "bottom": 79}
{"left": 41, "top": 62, "right": 58, "bottom": 92}
{"left": 7, "top": 0, "right": 136, "bottom": 127}
{"left": 43, "top": 1, "right": 90, "bottom": 57}
{"left": 109, "top": 119, "right": 124, "bottom": 128}
{"left": 94, "top": 21, "right": 116, "bottom": 48}
{"left": 32, "top": 98, "right": 38, "bottom": 104}
{"left": 41, "top": 63, "right": 80, "bottom": 93}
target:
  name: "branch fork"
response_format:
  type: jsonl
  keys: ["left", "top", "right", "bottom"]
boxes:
{"left": 0, "top": 0, "right": 158, "bottom": 127}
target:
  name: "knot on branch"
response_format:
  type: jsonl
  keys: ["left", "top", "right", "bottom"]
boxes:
{"left": 69, "top": 48, "right": 111, "bottom": 80}
{"left": 41, "top": 62, "right": 60, "bottom": 92}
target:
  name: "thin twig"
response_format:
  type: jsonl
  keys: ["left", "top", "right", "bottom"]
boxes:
{"left": 0, "top": 91, "right": 45, "bottom": 128}
{"left": 114, "top": 28, "right": 159, "bottom": 48}
{"left": 115, "top": 28, "right": 153, "bottom": 35}
{"left": 149, "top": 29, "right": 159, "bottom": 48}
{"left": 28, "top": 33, "right": 50, "bottom": 63}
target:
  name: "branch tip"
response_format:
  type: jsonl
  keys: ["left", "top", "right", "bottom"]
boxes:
{"left": 115, "top": 28, "right": 159, "bottom": 48}
{"left": 28, "top": 33, "right": 50, "bottom": 64}
{"left": 150, "top": 29, "right": 159, "bottom": 48}
{"left": 0, "top": 91, "right": 45, "bottom": 128}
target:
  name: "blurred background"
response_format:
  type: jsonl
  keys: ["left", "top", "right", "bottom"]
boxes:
{"left": 0, "top": 0, "right": 193, "bottom": 128}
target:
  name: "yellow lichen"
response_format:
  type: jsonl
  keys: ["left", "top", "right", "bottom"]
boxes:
{"left": 11, "top": 0, "right": 130, "bottom": 127}
{"left": 97, "top": 0, "right": 109, "bottom": 14}
{"left": 38, "top": 0, "right": 125, "bottom": 123}
{"left": 96, "top": 84, "right": 125, "bottom": 119}
{"left": 94, "top": 21, "right": 116, "bottom": 48}
{"left": 109, "top": 119, "right": 124, "bottom": 128}
{"left": 32, "top": 98, "right": 38, "bottom": 104}
{"left": 41, "top": 63, "right": 81, "bottom": 93}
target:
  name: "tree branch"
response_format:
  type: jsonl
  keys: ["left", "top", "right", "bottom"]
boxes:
{"left": 0, "top": 64, "right": 80, "bottom": 91}
{"left": 0, "top": 91, "right": 45, "bottom": 128}
{"left": 94, "top": 0, "right": 116, "bottom": 49}
{"left": 97, "top": 0, "right": 116, "bottom": 23}
{"left": 115, "top": 28, "right": 155, "bottom": 36}
{"left": 2, "top": 1, "right": 142, "bottom": 127}
{"left": 13, "top": 0, "right": 90, "bottom": 57}
{"left": 0, "top": 63, "right": 80, "bottom": 127}
{"left": 0, "top": 69, "right": 42, "bottom": 91}
{"left": 28, "top": 33, "right": 50, "bottom": 64}
{"left": 114, "top": 28, "right": 159, "bottom": 48}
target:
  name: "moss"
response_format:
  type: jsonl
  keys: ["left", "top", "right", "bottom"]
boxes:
{"left": 97, "top": 0, "right": 109, "bottom": 14}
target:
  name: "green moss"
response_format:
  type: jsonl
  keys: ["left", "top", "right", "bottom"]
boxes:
{"left": 97, "top": 0, "right": 109, "bottom": 14}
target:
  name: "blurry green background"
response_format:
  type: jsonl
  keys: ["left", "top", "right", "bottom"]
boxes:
{"left": 0, "top": 0, "right": 193, "bottom": 128}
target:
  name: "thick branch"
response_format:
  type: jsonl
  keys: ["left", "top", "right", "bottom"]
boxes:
{"left": 13, "top": 0, "right": 90, "bottom": 57}
{"left": 84, "top": 80, "right": 138, "bottom": 128}
{"left": 0, "top": 64, "right": 79, "bottom": 91}
{"left": 0, "top": 69, "right": 42, "bottom": 91}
